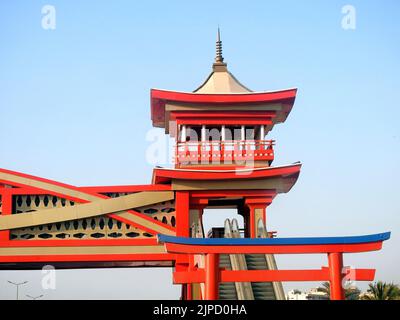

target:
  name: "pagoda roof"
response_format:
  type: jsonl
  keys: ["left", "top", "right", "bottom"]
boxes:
{"left": 193, "top": 68, "right": 252, "bottom": 94}
{"left": 150, "top": 30, "right": 298, "bottom": 130}
{"left": 152, "top": 163, "right": 301, "bottom": 193}
{"left": 151, "top": 87, "right": 297, "bottom": 128}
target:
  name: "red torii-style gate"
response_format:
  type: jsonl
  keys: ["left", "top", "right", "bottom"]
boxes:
{"left": 158, "top": 233, "right": 391, "bottom": 300}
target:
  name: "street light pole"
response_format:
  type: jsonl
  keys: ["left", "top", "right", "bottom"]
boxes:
{"left": 7, "top": 280, "right": 28, "bottom": 300}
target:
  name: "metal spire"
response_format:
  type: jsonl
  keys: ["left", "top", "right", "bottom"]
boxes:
{"left": 215, "top": 27, "right": 224, "bottom": 63}
{"left": 213, "top": 27, "right": 227, "bottom": 71}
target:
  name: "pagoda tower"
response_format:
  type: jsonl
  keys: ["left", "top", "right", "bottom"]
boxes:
{"left": 151, "top": 30, "right": 301, "bottom": 239}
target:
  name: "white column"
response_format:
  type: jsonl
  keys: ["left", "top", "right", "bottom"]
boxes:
{"left": 201, "top": 125, "right": 206, "bottom": 142}
{"left": 221, "top": 125, "right": 226, "bottom": 141}
{"left": 181, "top": 125, "right": 186, "bottom": 142}
{"left": 260, "top": 125, "right": 265, "bottom": 140}
{"left": 241, "top": 125, "right": 245, "bottom": 140}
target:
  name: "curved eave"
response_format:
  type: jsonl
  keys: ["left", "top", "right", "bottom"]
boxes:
{"left": 151, "top": 88, "right": 297, "bottom": 127}
{"left": 152, "top": 163, "right": 301, "bottom": 185}
{"left": 158, "top": 232, "right": 391, "bottom": 247}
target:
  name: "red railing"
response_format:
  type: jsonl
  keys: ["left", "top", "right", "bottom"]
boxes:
{"left": 175, "top": 140, "right": 274, "bottom": 165}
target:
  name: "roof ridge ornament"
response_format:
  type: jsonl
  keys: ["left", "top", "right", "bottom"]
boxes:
{"left": 213, "top": 27, "right": 227, "bottom": 72}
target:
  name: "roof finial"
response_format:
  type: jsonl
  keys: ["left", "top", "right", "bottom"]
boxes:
{"left": 215, "top": 27, "right": 224, "bottom": 63}
{"left": 213, "top": 27, "right": 227, "bottom": 71}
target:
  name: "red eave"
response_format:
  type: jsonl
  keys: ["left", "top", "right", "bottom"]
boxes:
{"left": 152, "top": 163, "right": 301, "bottom": 185}
{"left": 151, "top": 88, "right": 297, "bottom": 127}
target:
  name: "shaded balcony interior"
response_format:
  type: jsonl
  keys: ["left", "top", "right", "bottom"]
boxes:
{"left": 175, "top": 124, "right": 275, "bottom": 168}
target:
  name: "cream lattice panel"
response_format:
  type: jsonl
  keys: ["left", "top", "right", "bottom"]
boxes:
{"left": 10, "top": 193, "right": 175, "bottom": 240}
{"left": 135, "top": 200, "right": 176, "bottom": 227}
{"left": 10, "top": 216, "right": 153, "bottom": 240}
{"left": 13, "top": 194, "right": 75, "bottom": 213}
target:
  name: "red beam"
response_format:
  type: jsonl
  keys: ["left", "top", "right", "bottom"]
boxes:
{"left": 190, "top": 190, "right": 277, "bottom": 198}
{"left": 79, "top": 185, "right": 171, "bottom": 193}
{"left": 172, "top": 268, "right": 376, "bottom": 284}
{"left": 0, "top": 238, "right": 159, "bottom": 247}
{"left": 0, "top": 170, "right": 176, "bottom": 236}
{"left": 165, "top": 241, "right": 384, "bottom": 254}
{"left": 176, "top": 119, "right": 273, "bottom": 125}
{"left": 1, "top": 185, "right": 171, "bottom": 195}
{"left": 0, "top": 253, "right": 175, "bottom": 263}
{"left": 170, "top": 111, "right": 277, "bottom": 118}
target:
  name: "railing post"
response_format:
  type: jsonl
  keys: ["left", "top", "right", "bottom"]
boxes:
{"left": 328, "top": 252, "right": 345, "bottom": 300}
{"left": 205, "top": 253, "right": 220, "bottom": 300}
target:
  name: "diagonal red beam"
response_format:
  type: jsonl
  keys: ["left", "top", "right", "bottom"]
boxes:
{"left": 0, "top": 169, "right": 175, "bottom": 235}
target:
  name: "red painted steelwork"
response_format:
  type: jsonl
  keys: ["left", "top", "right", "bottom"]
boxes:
{"left": 164, "top": 241, "right": 384, "bottom": 254}
{"left": 153, "top": 163, "right": 301, "bottom": 184}
{"left": 0, "top": 168, "right": 176, "bottom": 236}
{"left": 205, "top": 253, "right": 219, "bottom": 300}
{"left": 175, "top": 191, "right": 190, "bottom": 237}
{"left": 172, "top": 268, "right": 376, "bottom": 284}
{"left": 151, "top": 88, "right": 297, "bottom": 127}
{"left": 0, "top": 253, "right": 175, "bottom": 263}
{"left": 329, "top": 252, "right": 345, "bottom": 300}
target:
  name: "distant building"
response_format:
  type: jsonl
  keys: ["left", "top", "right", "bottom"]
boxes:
{"left": 306, "top": 288, "right": 329, "bottom": 300}
{"left": 287, "top": 290, "right": 308, "bottom": 300}
{"left": 287, "top": 288, "right": 329, "bottom": 300}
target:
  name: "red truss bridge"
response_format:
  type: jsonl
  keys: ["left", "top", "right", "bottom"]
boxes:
{"left": 0, "top": 31, "right": 390, "bottom": 300}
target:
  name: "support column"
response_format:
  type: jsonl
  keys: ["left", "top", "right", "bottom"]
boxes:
{"left": 175, "top": 191, "right": 190, "bottom": 237}
{"left": 181, "top": 125, "right": 187, "bottom": 142}
{"left": 201, "top": 125, "right": 206, "bottom": 142}
{"left": 260, "top": 125, "right": 265, "bottom": 140}
{"left": 0, "top": 190, "right": 12, "bottom": 241}
{"left": 189, "top": 199, "right": 207, "bottom": 237}
{"left": 245, "top": 198, "right": 271, "bottom": 238}
{"left": 328, "top": 252, "right": 345, "bottom": 300}
{"left": 189, "top": 203, "right": 207, "bottom": 300}
{"left": 175, "top": 191, "right": 190, "bottom": 298}
{"left": 205, "top": 253, "right": 220, "bottom": 300}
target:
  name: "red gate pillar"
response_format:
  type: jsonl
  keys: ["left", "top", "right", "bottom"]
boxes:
{"left": 175, "top": 191, "right": 190, "bottom": 299}
{"left": 328, "top": 252, "right": 345, "bottom": 300}
{"left": 205, "top": 253, "right": 220, "bottom": 300}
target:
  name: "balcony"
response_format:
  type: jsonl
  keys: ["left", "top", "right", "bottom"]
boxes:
{"left": 175, "top": 140, "right": 275, "bottom": 166}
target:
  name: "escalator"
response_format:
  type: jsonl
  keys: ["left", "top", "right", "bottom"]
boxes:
{"left": 216, "top": 219, "right": 285, "bottom": 300}
{"left": 218, "top": 254, "right": 238, "bottom": 300}
{"left": 244, "top": 254, "right": 277, "bottom": 300}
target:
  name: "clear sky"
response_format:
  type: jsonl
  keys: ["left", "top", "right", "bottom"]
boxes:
{"left": 0, "top": 0, "right": 399, "bottom": 299}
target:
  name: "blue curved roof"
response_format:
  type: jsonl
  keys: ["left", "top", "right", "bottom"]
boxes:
{"left": 158, "top": 232, "right": 391, "bottom": 246}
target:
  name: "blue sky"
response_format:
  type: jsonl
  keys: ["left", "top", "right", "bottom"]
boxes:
{"left": 0, "top": 0, "right": 399, "bottom": 299}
